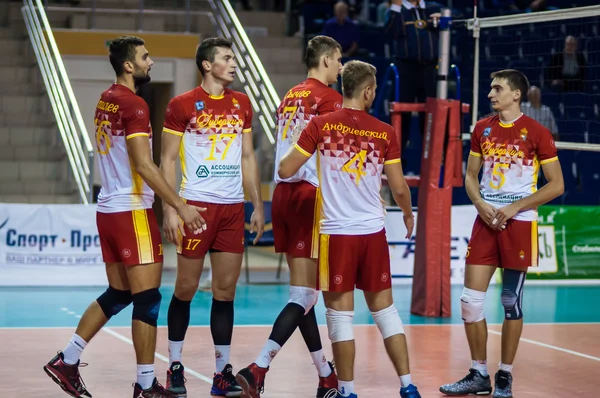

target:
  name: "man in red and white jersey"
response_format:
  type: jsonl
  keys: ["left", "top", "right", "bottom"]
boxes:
{"left": 160, "top": 37, "right": 264, "bottom": 398}
{"left": 278, "top": 60, "right": 421, "bottom": 398}
{"left": 440, "top": 69, "right": 564, "bottom": 398}
{"left": 43, "top": 36, "right": 206, "bottom": 398}
{"left": 235, "top": 35, "right": 342, "bottom": 398}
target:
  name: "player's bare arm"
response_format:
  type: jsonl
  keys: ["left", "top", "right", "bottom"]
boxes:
{"left": 465, "top": 153, "right": 498, "bottom": 227}
{"left": 159, "top": 130, "right": 185, "bottom": 244}
{"left": 241, "top": 130, "right": 265, "bottom": 244}
{"left": 384, "top": 162, "right": 414, "bottom": 239}
{"left": 493, "top": 160, "right": 564, "bottom": 228}
{"left": 277, "top": 145, "right": 310, "bottom": 179}
{"left": 126, "top": 134, "right": 207, "bottom": 233}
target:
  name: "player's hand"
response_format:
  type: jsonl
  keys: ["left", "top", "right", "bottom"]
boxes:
{"left": 249, "top": 208, "right": 265, "bottom": 245}
{"left": 403, "top": 212, "right": 415, "bottom": 239}
{"left": 475, "top": 201, "right": 499, "bottom": 228}
{"left": 176, "top": 202, "right": 207, "bottom": 235}
{"left": 163, "top": 206, "right": 184, "bottom": 245}
{"left": 491, "top": 203, "right": 519, "bottom": 231}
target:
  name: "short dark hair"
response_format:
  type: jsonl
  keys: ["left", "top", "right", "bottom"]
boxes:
{"left": 196, "top": 37, "right": 233, "bottom": 75}
{"left": 304, "top": 35, "right": 342, "bottom": 70}
{"left": 341, "top": 60, "right": 377, "bottom": 99}
{"left": 490, "top": 69, "right": 529, "bottom": 103}
{"left": 109, "top": 36, "right": 145, "bottom": 76}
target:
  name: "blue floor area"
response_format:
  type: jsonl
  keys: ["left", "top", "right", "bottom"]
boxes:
{"left": 2, "top": 284, "right": 600, "bottom": 328}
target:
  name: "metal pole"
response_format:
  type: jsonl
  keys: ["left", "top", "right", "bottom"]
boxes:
{"left": 436, "top": 8, "right": 452, "bottom": 100}
{"left": 91, "top": 0, "right": 96, "bottom": 29}
{"left": 138, "top": 0, "right": 144, "bottom": 31}
{"left": 471, "top": 1, "right": 480, "bottom": 132}
{"left": 185, "top": 0, "right": 191, "bottom": 33}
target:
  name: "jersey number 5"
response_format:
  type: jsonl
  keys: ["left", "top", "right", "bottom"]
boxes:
{"left": 206, "top": 133, "right": 237, "bottom": 161}
{"left": 342, "top": 150, "right": 368, "bottom": 186}
{"left": 95, "top": 118, "right": 111, "bottom": 155}
{"left": 490, "top": 163, "right": 509, "bottom": 190}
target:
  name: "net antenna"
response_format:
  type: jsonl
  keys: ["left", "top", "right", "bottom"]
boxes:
{"left": 466, "top": 4, "right": 600, "bottom": 152}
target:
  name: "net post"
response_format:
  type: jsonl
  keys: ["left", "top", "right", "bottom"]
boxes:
{"left": 436, "top": 8, "right": 452, "bottom": 100}
{"left": 390, "top": 107, "right": 402, "bottom": 156}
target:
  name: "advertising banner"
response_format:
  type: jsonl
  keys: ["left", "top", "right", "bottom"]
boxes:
{"left": 385, "top": 205, "right": 478, "bottom": 284}
{"left": 530, "top": 206, "right": 600, "bottom": 280}
{"left": 0, "top": 203, "right": 105, "bottom": 286}
{"left": 386, "top": 205, "right": 600, "bottom": 283}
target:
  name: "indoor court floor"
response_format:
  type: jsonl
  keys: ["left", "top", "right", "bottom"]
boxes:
{"left": 3, "top": 283, "right": 600, "bottom": 397}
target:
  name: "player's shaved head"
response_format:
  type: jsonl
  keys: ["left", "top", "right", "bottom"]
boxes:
{"left": 341, "top": 60, "right": 376, "bottom": 99}
{"left": 109, "top": 35, "right": 146, "bottom": 76}
{"left": 304, "top": 35, "right": 342, "bottom": 70}
{"left": 196, "top": 37, "right": 233, "bottom": 75}
{"left": 490, "top": 69, "right": 529, "bottom": 104}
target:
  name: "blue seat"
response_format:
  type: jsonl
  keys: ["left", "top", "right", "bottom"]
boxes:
{"left": 243, "top": 201, "right": 285, "bottom": 283}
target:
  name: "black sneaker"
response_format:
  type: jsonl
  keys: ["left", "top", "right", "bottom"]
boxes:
{"left": 165, "top": 361, "right": 186, "bottom": 397}
{"left": 439, "top": 368, "right": 493, "bottom": 396}
{"left": 493, "top": 370, "right": 513, "bottom": 398}
{"left": 211, "top": 364, "right": 242, "bottom": 397}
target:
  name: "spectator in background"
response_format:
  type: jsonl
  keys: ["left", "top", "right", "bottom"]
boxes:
{"left": 522, "top": 86, "right": 559, "bottom": 140}
{"left": 384, "top": 0, "right": 442, "bottom": 159}
{"left": 322, "top": 1, "right": 360, "bottom": 57}
{"left": 377, "top": 0, "right": 392, "bottom": 26}
{"left": 493, "top": 0, "right": 547, "bottom": 13}
{"left": 546, "top": 36, "right": 586, "bottom": 92}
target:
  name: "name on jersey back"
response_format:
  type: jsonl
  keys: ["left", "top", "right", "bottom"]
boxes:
{"left": 322, "top": 122, "right": 388, "bottom": 140}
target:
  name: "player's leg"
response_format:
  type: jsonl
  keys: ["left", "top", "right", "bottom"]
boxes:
{"left": 492, "top": 268, "right": 525, "bottom": 398}
{"left": 165, "top": 200, "right": 215, "bottom": 396}
{"left": 492, "top": 219, "right": 535, "bottom": 398}
{"left": 358, "top": 229, "right": 420, "bottom": 398}
{"left": 208, "top": 251, "right": 243, "bottom": 397}
{"left": 43, "top": 263, "right": 132, "bottom": 398}
{"left": 321, "top": 233, "right": 359, "bottom": 398}
{"left": 237, "top": 182, "right": 335, "bottom": 397}
{"left": 323, "top": 290, "right": 355, "bottom": 397}
{"left": 440, "top": 216, "right": 498, "bottom": 396}
{"left": 207, "top": 203, "right": 245, "bottom": 397}
{"left": 118, "top": 209, "right": 173, "bottom": 397}
{"left": 44, "top": 211, "right": 134, "bottom": 398}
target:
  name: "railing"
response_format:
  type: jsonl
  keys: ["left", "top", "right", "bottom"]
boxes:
{"left": 22, "top": 0, "right": 94, "bottom": 204}
{"left": 207, "top": 0, "right": 278, "bottom": 144}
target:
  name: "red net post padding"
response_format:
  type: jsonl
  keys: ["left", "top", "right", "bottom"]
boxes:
{"left": 388, "top": 99, "right": 469, "bottom": 318}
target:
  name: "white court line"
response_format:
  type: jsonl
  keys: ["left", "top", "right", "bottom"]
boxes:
{"left": 101, "top": 327, "right": 214, "bottom": 385}
{"left": 56, "top": 307, "right": 214, "bottom": 385}
{"left": 487, "top": 329, "right": 600, "bottom": 362}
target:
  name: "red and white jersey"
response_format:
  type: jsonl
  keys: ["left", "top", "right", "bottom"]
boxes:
{"left": 295, "top": 108, "right": 401, "bottom": 235}
{"left": 164, "top": 86, "right": 252, "bottom": 204}
{"left": 470, "top": 114, "right": 558, "bottom": 221}
{"left": 94, "top": 84, "right": 154, "bottom": 213}
{"left": 273, "top": 78, "right": 342, "bottom": 186}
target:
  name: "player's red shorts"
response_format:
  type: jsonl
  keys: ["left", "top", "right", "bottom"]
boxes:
{"left": 177, "top": 200, "right": 244, "bottom": 258}
{"left": 97, "top": 209, "right": 163, "bottom": 266}
{"left": 318, "top": 228, "right": 392, "bottom": 292}
{"left": 466, "top": 216, "right": 539, "bottom": 270}
{"left": 272, "top": 181, "right": 320, "bottom": 258}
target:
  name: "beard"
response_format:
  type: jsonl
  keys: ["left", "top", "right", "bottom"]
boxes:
{"left": 133, "top": 68, "right": 151, "bottom": 88}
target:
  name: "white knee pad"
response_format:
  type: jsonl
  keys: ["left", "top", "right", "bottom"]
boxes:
{"left": 460, "top": 287, "right": 486, "bottom": 323}
{"left": 325, "top": 308, "right": 354, "bottom": 343}
{"left": 289, "top": 286, "right": 319, "bottom": 314}
{"left": 371, "top": 305, "right": 405, "bottom": 339}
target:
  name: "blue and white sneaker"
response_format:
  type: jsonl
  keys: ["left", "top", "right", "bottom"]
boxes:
{"left": 323, "top": 389, "right": 358, "bottom": 398}
{"left": 400, "top": 384, "right": 422, "bottom": 398}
